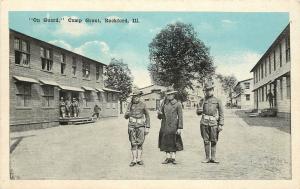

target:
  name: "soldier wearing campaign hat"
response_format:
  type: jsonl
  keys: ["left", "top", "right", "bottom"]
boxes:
{"left": 196, "top": 80, "right": 224, "bottom": 163}
{"left": 124, "top": 88, "right": 150, "bottom": 167}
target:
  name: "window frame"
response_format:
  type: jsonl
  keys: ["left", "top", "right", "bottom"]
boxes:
{"left": 72, "top": 57, "right": 77, "bottom": 76}
{"left": 286, "top": 76, "right": 290, "bottom": 99}
{"left": 60, "top": 53, "right": 66, "bottom": 75}
{"left": 82, "top": 61, "right": 90, "bottom": 79}
{"left": 14, "top": 38, "right": 30, "bottom": 67}
{"left": 42, "top": 85, "right": 55, "bottom": 107}
{"left": 40, "top": 46, "right": 53, "bottom": 72}
{"left": 285, "top": 36, "right": 290, "bottom": 62}
{"left": 245, "top": 94, "right": 250, "bottom": 101}
{"left": 273, "top": 51, "right": 276, "bottom": 71}
{"left": 16, "top": 82, "right": 31, "bottom": 107}
{"left": 96, "top": 64, "right": 100, "bottom": 81}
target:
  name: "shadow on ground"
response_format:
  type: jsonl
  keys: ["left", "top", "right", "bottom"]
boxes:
{"left": 10, "top": 135, "right": 36, "bottom": 154}
{"left": 235, "top": 110, "right": 290, "bottom": 134}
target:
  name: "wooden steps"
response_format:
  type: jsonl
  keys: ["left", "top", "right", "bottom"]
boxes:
{"left": 59, "top": 117, "right": 95, "bottom": 125}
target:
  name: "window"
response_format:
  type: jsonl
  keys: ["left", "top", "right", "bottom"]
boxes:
{"left": 96, "top": 64, "right": 100, "bottom": 81}
{"left": 253, "top": 72, "right": 256, "bottom": 83}
{"left": 265, "top": 59, "right": 267, "bottom": 77}
{"left": 286, "top": 76, "right": 290, "bottom": 99}
{"left": 262, "top": 87, "right": 264, "bottom": 101}
{"left": 72, "top": 57, "right": 77, "bottom": 76}
{"left": 14, "top": 38, "right": 30, "bottom": 66}
{"left": 144, "top": 98, "right": 150, "bottom": 101}
{"left": 16, "top": 82, "right": 31, "bottom": 107}
{"left": 40, "top": 47, "right": 53, "bottom": 71}
{"left": 245, "top": 94, "right": 250, "bottom": 101}
{"left": 244, "top": 82, "right": 250, "bottom": 89}
{"left": 261, "top": 63, "right": 264, "bottom": 79}
{"left": 106, "top": 93, "right": 112, "bottom": 102}
{"left": 273, "top": 51, "right": 276, "bottom": 71}
{"left": 42, "top": 85, "right": 54, "bottom": 107}
{"left": 83, "top": 91, "right": 92, "bottom": 107}
{"left": 105, "top": 93, "right": 109, "bottom": 102}
{"left": 280, "top": 78, "right": 283, "bottom": 100}
{"left": 97, "top": 92, "right": 102, "bottom": 102}
{"left": 279, "top": 44, "right": 282, "bottom": 67}
{"left": 285, "top": 36, "right": 290, "bottom": 62}
{"left": 60, "top": 53, "right": 66, "bottom": 75}
{"left": 258, "top": 66, "right": 260, "bottom": 81}
{"left": 82, "top": 62, "right": 90, "bottom": 79}
{"left": 269, "top": 55, "right": 271, "bottom": 74}
{"left": 112, "top": 93, "right": 118, "bottom": 101}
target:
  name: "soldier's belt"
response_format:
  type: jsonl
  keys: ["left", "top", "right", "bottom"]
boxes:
{"left": 129, "top": 117, "right": 145, "bottom": 124}
{"left": 203, "top": 114, "right": 217, "bottom": 121}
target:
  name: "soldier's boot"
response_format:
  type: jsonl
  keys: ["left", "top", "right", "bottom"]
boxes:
{"left": 130, "top": 149, "right": 137, "bottom": 167}
{"left": 201, "top": 141, "right": 210, "bottom": 163}
{"left": 210, "top": 142, "right": 219, "bottom": 163}
{"left": 136, "top": 149, "right": 144, "bottom": 165}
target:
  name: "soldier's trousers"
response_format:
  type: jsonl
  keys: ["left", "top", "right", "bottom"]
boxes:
{"left": 200, "top": 124, "right": 219, "bottom": 142}
{"left": 128, "top": 126, "right": 145, "bottom": 150}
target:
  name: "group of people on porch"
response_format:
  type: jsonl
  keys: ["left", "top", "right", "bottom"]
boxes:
{"left": 59, "top": 97, "right": 80, "bottom": 118}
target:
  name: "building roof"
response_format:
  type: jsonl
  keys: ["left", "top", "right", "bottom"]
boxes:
{"left": 81, "top": 86, "right": 96, "bottom": 91}
{"left": 103, "top": 87, "right": 121, "bottom": 93}
{"left": 13, "top": 76, "right": 39, "bottom": 83}
{"left": 10, "top": 29, "right": 106, "bottom": 66}
{"left": 235, "top": 78, "right": 253, "bottom": 86}
{"left": 59, "top": 85, "right": 85, "bottom": 92}
{"left": 250, "top": 23, "right": 290, "bottom": 72}
{"left": 39, "top": 79, "right": 60, "bottom": 86}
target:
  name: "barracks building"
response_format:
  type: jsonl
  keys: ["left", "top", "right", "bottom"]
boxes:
{"left": 9, "top": 29, "right": 120, "bottom": 132}
{"left": 250, "top": 24, "right": 291, "bottom": 118}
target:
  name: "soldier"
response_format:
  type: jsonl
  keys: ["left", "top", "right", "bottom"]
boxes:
{"left": 59, "top": 97, "right": 66, "bottom": 118}
{"left": 157, "top": 86, "right": 183, "bottom": 165}
{"left": 196, "top": 80, "right": 224, "bottom": 163}
{"left": 72, "top": 98, "right": 79, "bottom": 118}
{"left": 124, "top": 89, "right": 150, "bottom": 167}
{"left": 266, "top": 89, "right": 274, "bottom": 108}
{"left": 65, "top": 97, "right": 72, "bottom": 117}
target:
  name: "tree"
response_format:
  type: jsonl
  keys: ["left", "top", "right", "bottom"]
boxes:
{"left": 105, "top": 58, "right": 133, "bottom": 114}
{"left": 216, "top": 74, "right": 239, "bottom": 105}
{"left": 148, "top": 22, "right": 215, "bottom": 101}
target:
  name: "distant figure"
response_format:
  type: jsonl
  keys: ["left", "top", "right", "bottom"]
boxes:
{"left": 59, "top": 97, "right": 66, "bottom": 118}
{"left": 65, "top": 97, "right": 72, "bottom": 117}
{"left": 266, "top": 90, "right": 274, "bottom": 108}
{"left": 72, "top": 98, "right": 79, "bottom": 118}
{"left": 92, "top": 104, "right": 101, "bottom": 120}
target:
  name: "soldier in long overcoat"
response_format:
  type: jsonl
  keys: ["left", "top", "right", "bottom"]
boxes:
{"left": 196, "top": 80, "right": 224, "bottom": 163}
{"left": 124, "top": 89, "right": 150, "bottom": 167}
{"left": 157, "top": 86, "right": 183, "bottom": 165}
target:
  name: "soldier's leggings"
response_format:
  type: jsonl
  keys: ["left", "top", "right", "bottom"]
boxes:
{"left": 128, "top": 127, "right": 145, "bottom": 150}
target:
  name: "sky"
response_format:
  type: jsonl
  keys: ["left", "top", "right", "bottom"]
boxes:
{"left": 9, "top": 12, "right": 289, "bottom": 88}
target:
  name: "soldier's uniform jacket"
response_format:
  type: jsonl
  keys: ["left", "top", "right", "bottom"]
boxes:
{"left": 125, "top": 101, "right": 150, "bottom": 128}
{"left": 197, "top": 96, "right": 224, "bottom": 126}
